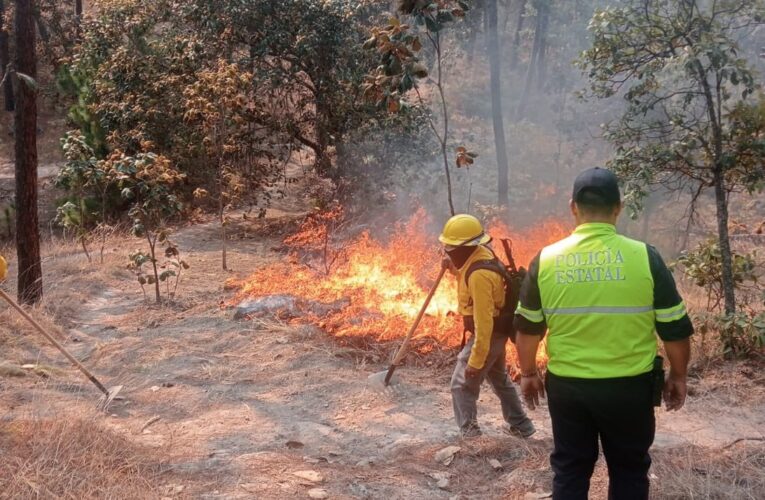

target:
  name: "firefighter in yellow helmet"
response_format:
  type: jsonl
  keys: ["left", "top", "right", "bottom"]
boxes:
{"left": 0, "top": 254, "right": 7, "bottom": 281}
{"left": 440, "top": 214, "right": 535, "bottom": 438}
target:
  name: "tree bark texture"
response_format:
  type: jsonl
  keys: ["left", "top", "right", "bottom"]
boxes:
{"left": 486, "top": 0, "right": 509, "bottom": 206}
{"left": 219, "top": 190, "right": 228, "bottom": 271}
{"left": 14, "top": 0, "right": 43, "bottom": 304}
{"left": 535, "top": 0, "right": 550, "bottom": 87}
{"left": 693, "top": 58, "right": 736, "bottom": 315}
{"left": 713, "top": 168, "right": 736, "bottom": 314}
{"left": 0, "top": 0, "right": 14, "bottom": 112}
{"left": 509, "top": 0, "right": 527, "bottom": 71}
{"left": 465, "top": 0, "right": 484, "bottom": 66}
{"left": 516, "top": 0, "right": 544, "bottom": 118}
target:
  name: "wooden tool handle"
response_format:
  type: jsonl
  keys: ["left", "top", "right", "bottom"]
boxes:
{"left": 0, "top": 288, "right": 109, "bottom": 395}
{"left": 389, "top": 266, "right": 447, "bottom": 368}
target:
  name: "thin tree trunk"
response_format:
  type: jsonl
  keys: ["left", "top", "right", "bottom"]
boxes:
{"left": 509, "top": 0, "right": 527, "bottom": 72}
{"left": 147, "top": 233, "right": 161, "bottom": 303}
{"left": 100, "top": 189, "right": 108, "bottom": 263}
{"left": 434, "top": 31, "right": 455, "bottom": 216}
{"left": 0, "top": 0, "right": 14, "bottom": 112}
{"left": 713, "top": 168, "right": 736, "bottom": 314}
{"left": 516, "top": 1, "right": 543, "bottom": 119}
{"left": 80, "top": 235, "right": 92, "bottom": 263}
{"left": 639, "top": 193, "right": 656, "bottom": 243}
{"left": 314, "top": 110, "right": 332, "bottom": 176}
{"left": 33, "top": 9, "right": 49, "bottom": 46}
{"left": 694, "top": 60, "right": 735, "bottom": 315}
{"left": 414, "top": 31, "right": 455, "bottom": 216}
{"left": 219, "top": 194, "right": 227, "bottom": 271}
{"left": 535, "top": 0, "right": 549, "bottom": 88}
{"left": 465, "top": 0, "right": 484, "bottom": 67}
{"left": 486, "top": 0, "right": 509, "bottom": 206}
{"left": 14, "top": 0, "right": 42, "bottom": 304}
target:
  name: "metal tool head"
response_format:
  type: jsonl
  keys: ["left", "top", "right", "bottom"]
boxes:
{"left": 367, "top": 370, "right": 400, "bottom": 393}
{"left": 96, "top": 385, "right": 124, "bottom": 412}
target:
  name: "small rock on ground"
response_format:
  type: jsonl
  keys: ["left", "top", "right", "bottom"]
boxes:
{"left": 292, "top": 470, "right": 324, "bottom": 483}
{"left": 434, "top": 446, "right": 461, "bottom": 465}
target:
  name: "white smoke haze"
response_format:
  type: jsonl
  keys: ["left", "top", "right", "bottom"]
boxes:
{"left": 338, "top": 0, "right": 765, "bottom": 258}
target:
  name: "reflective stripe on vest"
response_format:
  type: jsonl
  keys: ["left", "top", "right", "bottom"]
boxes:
{"left": 538, "top": 223, "right": 656, "bottom": 379}
{"left": 655, "top": 302, "right": 687, "bottom": 322}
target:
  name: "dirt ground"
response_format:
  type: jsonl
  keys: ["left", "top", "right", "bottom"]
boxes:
{"left": 1, "top": 207, "right": 764, "bottom": 499}
{"left": 1, "top": 134, "right": 764, "bottom": 498}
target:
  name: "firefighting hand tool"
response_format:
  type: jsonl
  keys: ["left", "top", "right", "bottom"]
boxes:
{"left": 0, "top": 289, "right": 123, "bottom": 411}
{"left": 368, "top": 266, "right": 447, "bottom": 392}
{"left": 438, "top": 214, "right": 491, "bottom": 247}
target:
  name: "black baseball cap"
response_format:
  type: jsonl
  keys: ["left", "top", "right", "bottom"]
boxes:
{"left": 572, "top": 167, "right": 621, "bottom": 205}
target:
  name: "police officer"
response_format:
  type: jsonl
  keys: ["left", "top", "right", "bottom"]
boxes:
{"left": 514, "top": 168, "right": 693, "bottom": 499}
{"left": 440, "top": 214, "right": 535, "bottom": 438}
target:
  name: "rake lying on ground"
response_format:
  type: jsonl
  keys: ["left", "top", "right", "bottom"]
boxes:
{"left": 0, "top": 289, "right": 123, "bottom": 411}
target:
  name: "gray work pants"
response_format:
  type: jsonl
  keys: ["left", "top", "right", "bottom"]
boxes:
{"left": 451, "top": 333, "right": 531, "bottom": 433}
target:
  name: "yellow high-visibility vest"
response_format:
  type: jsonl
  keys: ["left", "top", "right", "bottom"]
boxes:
{"left": 537, "top": 223, "right": 656, "bottom": 378}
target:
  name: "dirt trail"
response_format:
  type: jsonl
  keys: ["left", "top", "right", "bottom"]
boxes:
{"left": 2, "top": 217, "right": 764, "bottom": 498}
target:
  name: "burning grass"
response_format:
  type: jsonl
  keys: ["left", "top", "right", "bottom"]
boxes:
{"left": 230, "top": 208, "right": 570, "bottom": 366}
{"left": 0, "top": 416, "right": 163, "bottom": 499}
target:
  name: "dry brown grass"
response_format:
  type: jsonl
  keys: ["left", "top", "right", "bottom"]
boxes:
{"left": 0, "top": 236, "right": 131, "bottom": 347}
{"left": 0, "top": 415, "right": 163, "bottom": 499}
{"left": 651, "top": 444, "right": 765, "bottom": 499}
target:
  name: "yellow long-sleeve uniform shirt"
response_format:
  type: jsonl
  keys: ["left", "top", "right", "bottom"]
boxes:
{"left": 0, "top": 255, "right": 7, "bottom": 280}
{"left": 456, "top": 245, "right": 505, "bottom": 370}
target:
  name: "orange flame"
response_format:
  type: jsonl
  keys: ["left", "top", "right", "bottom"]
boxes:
{"left": 231, "top": 208, "right": 571, "bottom": 367}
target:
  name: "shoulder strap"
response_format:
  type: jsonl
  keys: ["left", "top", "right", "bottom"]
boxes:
{"left": 465, "top": 259, "right": 510, "bottom": 287}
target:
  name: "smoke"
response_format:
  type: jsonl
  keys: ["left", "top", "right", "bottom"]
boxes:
{"left": 338, "top": 1, "right": 765, "bottom": 259}
{"left": 340, "top": 1, "right": 608, "bottom": 233}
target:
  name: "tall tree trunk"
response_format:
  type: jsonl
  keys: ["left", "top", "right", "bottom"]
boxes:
{"left": 0, "top": 0, "right": 13, "bottom": 112}
{"left": 14, "top": 0, "right": 42, "bottom": 304}
{"left": 486, "top": 0, "right": 509, "bottom": 206}
{"left": 509, "top": 0, "right": 527, "bottom": 72}
{"left": 694, "top": 60, "right": 735, "bottom": 315}
{"left": 638, "top": 195, "right": 654, "bottom": 243}
{"left": 314, "top": 119, "right": 331, "bottom": 176}
{"left": 465, "top": 0, "right": 484, "bottom": 67}
{"left": 516, "top": 0, "right": 543, "bottom": 119}
{"left": 313, "top": 72, "right": 333, "bottom": 176}
{"left": 535, "top": 0, "right": 549, "bottom": 88}
{"left": 75, "top": 0, "right": 82, "bottom": 20}
{"left": 713, "top": 168, "right": 736, "bottom": 314}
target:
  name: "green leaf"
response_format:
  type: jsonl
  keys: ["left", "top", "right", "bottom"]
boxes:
{"left": 159, "top": 270, "right": 176, "bottom": 282}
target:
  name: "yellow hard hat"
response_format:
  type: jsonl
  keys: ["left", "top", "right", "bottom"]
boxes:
{"left": 0, "top": 255, "right": 6, "bottom": 281}
{"left": 439, "top": 214, "right": 491, "bottom": 247}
